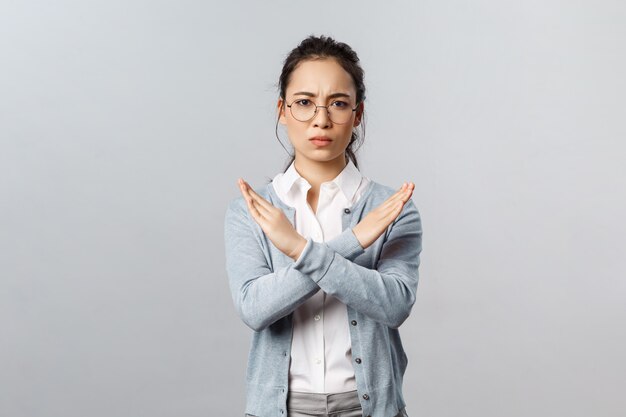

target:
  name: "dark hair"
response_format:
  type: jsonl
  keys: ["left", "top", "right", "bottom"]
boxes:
{"left": 275, "top": 35, "right": 367, "bottom": 173}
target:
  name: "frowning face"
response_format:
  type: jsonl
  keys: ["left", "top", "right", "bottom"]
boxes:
{"left": 277, "top": 58, "right": 363, "bottom": 166}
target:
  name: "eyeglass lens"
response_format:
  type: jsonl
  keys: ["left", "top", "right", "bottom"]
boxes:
{"left": 289, "top": 99, "right": 355, "bottom": 124}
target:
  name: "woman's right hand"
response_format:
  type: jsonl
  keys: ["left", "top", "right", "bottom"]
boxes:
{"left": 238, "top": 178, "right": 308, "bottom": 261}
{"left": 352, "top": 182, "right": 414, "bottom": 249}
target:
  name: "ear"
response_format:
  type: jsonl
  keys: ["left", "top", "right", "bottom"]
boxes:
{"left": 353, "top": 102, "right": 364, "bottom": 127}
{"left": 277, "top": 98, "right": 287, "bottom": 125}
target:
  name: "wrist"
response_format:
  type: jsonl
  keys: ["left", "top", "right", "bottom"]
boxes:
{"left": 290, "top": 236, "right": 307, "bottom": 261}
{"left": 351, "top": 225, "right": 367, "bottom": 249}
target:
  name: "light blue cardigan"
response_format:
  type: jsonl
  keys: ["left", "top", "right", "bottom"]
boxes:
{"left": 224, "top": 178, "right": 423, "bottom": 417}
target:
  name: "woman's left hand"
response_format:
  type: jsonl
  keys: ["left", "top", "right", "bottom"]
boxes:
{"left": 238, "top": 178, "right": 307, "bottom": 261}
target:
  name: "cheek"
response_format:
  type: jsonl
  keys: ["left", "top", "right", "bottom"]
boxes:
{"left": 340, "top": 126, "right": 354, "bottom": 141}
{"left": 285, "top": 121, "right": 307, "bottom": 141}
{"left": 287, "top": 121, "right": 307, "bottom": 134}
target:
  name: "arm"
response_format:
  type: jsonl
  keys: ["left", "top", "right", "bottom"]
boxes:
{"left": 224, "top": 198, "right": 320, "bottom": 331}
{"left": 294, "top": 199, "right": 423, "bottom": 328}
{"left": 323, "top": 227, "right": 366, "bottom": 262}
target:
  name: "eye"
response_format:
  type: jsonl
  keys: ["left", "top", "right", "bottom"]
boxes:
{"left": 294, "top": 99, "right": 312, "bottom": 106}
{"left": 331, "top": 100, "right": 349, "bottom": 108}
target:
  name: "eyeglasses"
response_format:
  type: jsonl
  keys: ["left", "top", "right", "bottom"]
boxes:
{"left": 286, "top": 98, "right": 359, "bottom": 125}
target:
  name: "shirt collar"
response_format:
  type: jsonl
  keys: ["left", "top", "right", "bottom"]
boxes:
{"left": 275, "top": 159, "right": 363, "bottom": 203}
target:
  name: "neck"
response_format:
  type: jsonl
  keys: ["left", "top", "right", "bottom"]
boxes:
{"left": 293, "top": 154, "right": 348, "bottom": 191}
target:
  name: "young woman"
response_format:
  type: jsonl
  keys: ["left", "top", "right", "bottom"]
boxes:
{"left": 224, "top": 35, "right": 423, "bottom": 417}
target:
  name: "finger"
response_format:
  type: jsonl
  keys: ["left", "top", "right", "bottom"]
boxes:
{"left": 379, "top": 182, "right": 409, "bottom": 210}
{"left": 383, "top": 201, "right": 405, "bottom": 224}
{"left": 392, "top": 184, "right": 414, "bottom": 214}
{"left": 380, "top": 182, "right": 414, "bottom": 214}
{"left": 239, "top": 178, "right": 267, "bottom": 219}
{"left": 241, "top": 180, "right": 273, "bottom": 217}
{"left": 249, "top": 204, "right": 271, "bottom": 231}
{"left": 238, "top": 179, "right": 257, "bottom": 209}
{"left": 393, "top": 182, "right": 414, "bottom": 202}
{"left": 398, "top": 182, "right": 414, "bottom": 202}
{"left": 239, "top": 180, "right": 258, "bottom": 214}
{"left": 238, "top": 178, "right": 251, "bottom": 203}
{"left": 240, "top": 182, "right": 271, "bottom": 229}
{"left": 243, "top": 181, "right": 276, "bottom": 213}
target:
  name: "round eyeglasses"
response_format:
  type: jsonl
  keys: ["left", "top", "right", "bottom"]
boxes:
{"left": 286, "top": 98, "right": 359, "bottom": 125}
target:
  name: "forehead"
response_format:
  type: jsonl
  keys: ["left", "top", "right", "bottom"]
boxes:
{"left": 286, "top": 58, "right": 356, "bottom": 97}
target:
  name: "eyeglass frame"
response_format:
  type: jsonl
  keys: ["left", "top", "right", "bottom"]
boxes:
{"left": 284, "top": 98, "right": 361, "bottom": 125}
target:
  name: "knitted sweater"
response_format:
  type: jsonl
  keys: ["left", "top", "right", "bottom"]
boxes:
{"left": 224, "top": 179, "right": 423, "bottom": 417}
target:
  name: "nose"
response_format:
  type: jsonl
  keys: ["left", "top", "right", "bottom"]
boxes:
{"left": 312, "top": 106, "right": 331, "bottom": 128}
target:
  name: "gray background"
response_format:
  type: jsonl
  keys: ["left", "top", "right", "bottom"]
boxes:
{"left": 1, "top": 1, "right": 625, "bottom": 416}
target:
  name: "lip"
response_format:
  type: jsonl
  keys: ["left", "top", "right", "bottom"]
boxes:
{"left": 309, "top": 136, "right": 333, "bottom": 147}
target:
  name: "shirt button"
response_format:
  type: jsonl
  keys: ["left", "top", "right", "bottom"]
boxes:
{"left": 314, "top": 314, "right": 321, "bottom": 321}
{"left": 344, "top": 208, "right": 351, "bottom": 214}
{"left": 315, "top": 358, "right": 321, "bottom": 365}
{"left": 362, "top": 394, "right": 369, "bottom": 400}
{"left": 355, "top": 358, "right": 362, "bottom": 364}
{"left": 351, "top": 320, "right": 357, "bottom": 326}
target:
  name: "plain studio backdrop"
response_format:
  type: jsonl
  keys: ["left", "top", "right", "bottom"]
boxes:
{"left": 1, "top": 1, "right": 625, "bottom": 416}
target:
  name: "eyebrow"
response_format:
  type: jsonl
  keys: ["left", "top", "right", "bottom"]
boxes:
{"left": 292, "top": 91, "right": 351, "bottom": 99}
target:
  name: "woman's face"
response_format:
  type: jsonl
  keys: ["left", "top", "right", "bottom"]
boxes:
{"left": 278, "top": 58, "right": 363, "bottom": 166}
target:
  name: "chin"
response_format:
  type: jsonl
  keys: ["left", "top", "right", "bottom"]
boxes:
{"left": 302, "top": 151, "right": 346, "bottom": 163}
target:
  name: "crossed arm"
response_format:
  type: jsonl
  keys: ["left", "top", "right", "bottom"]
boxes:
{"left": 224, "top": 196, "right": 422, "bottom": 331}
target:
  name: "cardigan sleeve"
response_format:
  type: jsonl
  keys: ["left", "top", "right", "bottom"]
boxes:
{"left": 321, "top": 226, "right": 366, "bottom": 262}
{"left": 224, "top": 197, "right": 320, "bottom": 331}
{"left": 293, "top": 198, "right": 423, "bottom": 329}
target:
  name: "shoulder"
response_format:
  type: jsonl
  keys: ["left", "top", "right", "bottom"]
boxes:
{"left": 367, "top": 180, "right": 396, "bottom": 198}
{"left": 365, "top": 180, "right": 416, "bottom": 204}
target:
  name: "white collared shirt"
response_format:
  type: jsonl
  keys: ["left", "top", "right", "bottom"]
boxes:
{"left": 270, "top": 159, "right": 371, "bottom": 394}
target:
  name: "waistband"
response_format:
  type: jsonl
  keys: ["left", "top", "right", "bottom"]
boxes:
{"left": 287, "top": 390, "right": 361, "bottom": 414}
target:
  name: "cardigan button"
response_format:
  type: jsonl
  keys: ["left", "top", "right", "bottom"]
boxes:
{"left": 362, "top": 394, "right": 369, "bottom": 400}
{"left": 351, "top": 320, "right": 357, "bottom": 326}
{"left": 344, "top": 208, "right": 350, "bottom": 213}
{"left": 355, "top": 358, "right": 362, "bottom": 364}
